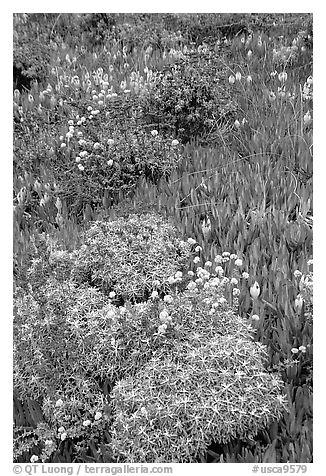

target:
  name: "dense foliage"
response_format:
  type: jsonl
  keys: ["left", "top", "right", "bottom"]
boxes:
{"left": 13, "top": 13, "right": 313, "bottom": 464}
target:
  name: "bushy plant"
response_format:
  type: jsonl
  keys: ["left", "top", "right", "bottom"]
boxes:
{"left": 70, "top": 213, "right": 192, "bottom": 302}
{"left": 110, "top": 270, "right": 287, "bottom": 462}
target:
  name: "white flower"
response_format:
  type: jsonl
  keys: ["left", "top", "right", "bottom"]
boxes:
{"left": 164, "top": 294, "right": 173, "bottom": 303}
{"left": 229, "top": 75, "right": 235, "bottom": 84}
{"left": 175, "top": 271, "right": 183, "bottom": 279}
{"left": 250, "top": 281, "right": 261, "bottom": 299}
{"left": 204, "top": 261, "right": 212, "bottom": 268}
{"left": 107, "top": 139, "right": 114, "bottom": 146}
{"left": 278, "top": 71, "right": 288, "bottom": 83}
{"left": 247, "top": 75, "right": 252, "bottom": 83}
{"left": 303, "top": 111, "right": 312, "bottom": 125}
{"left": 298, "top": 345, "right": 306, "bottom": 353}
{"left": 215, "top": 266, "right": 224, "bottom": 276}
{"left": 230, "top": 278, "right": 238, "bottom": 285}
{"left": 307, "top": 259, "right": 313, "bottom": 266}
{"left": 107, "top": 159, "right": 113, "bottom": 166}
{"left": 109, "top": 291, "right": 116, "bottom": 299}
{"left": 30, "top": 455, "right": 39, "bottom": 463}
{"left": 151, "top": 290, "right": 159, "bottom": 299}
{"left": 230, "top": 254, "right": 238, "bottom": 260}
{"left": 171, "top": 139, "right": 179, "bottom": 146}
{"left": 195, "top": 278, "right": 203, "bottom": 285}
{"left": 60, "top": 143, "right": 67, "bottom": 149}
{"left": 233, "top": 288, "right": 240, "bottom": 297}
{"left": 235, "top": 71, "right": 242, "bottom": 81}
{"left": 151, "top": 129, "right": 158, "bottom": 137}
{"left": 294, "top": 270, "right": 302, "bottom": 278}
{"left": 94, "top": 411, "right": 102, "bottom": 421}
{"left": 187, "top": 271, "right": 195, "bottom": 277}
{"left": 234, "top": 119, "right": 241, "bottom": 128}
{"left": 55, "top": 399, "right": 63, "bottom": 408}
{"left": 214, "top": 255, "right": 222, "bottom": 264}
{"left": 193, "top": 256, "right": 200, "bottom": 264}
{"left": 218, "top": 297, "right": 227, "bottom": 305}
{"left": 291, "top": 348, "right": 299, "bottom": 354}
{"left": 58, "top": 426, "right": 65, "bottom": 433}
{"left": 251, "top": 314, "right": 260, "bottom": 321}
{"left": 77, "top": 164, "right": 84, "bottom": 171}
{"left": 60, "top": 432, "right": 67, "bottom": 441}
{"left": 247, "top": 50, "right": 253, "bottom": 58}
{"left": 242, "top": 272, "right": 249, "bottom": 279}
{"left": 167, "top": 276, "right": 175, "bottom": 284}
{"left": 306, "top": 76, "right": 313, "bottom": 85}
{"left": 187, "top": 237, "right": 196, "bottom": 245}
{"left": 195, "top": 245, "right": 202, "bottom": 252}
{"left": 234, "top": 258, "right": 243, "bottom": 267}
{"left": 75, "top": 156, "right": 81, "bottom": 163}
{"left": 187, "top": 281, "right": 197, "bottom": 291}
{"left": 83, "top": 419, "right": 91, "bottom": 427}
{"left": 93, "top": 142, "right": 101, "bottom": 150}
{"left": 294, "top": 294, "right": 304, "bottom": 313}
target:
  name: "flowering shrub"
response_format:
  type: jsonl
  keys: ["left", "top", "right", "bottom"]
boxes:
{"left": 70, "top": 213, "right": 192, "bottom": 302}
{"left": 14, "top": 229, "right": 287, "bottom": 463}
{"left": 110, "top": 272, "right": 287, "bottom": 462}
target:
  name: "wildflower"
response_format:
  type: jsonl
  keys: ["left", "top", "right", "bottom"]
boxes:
{"left": 66, "top": 132, "right": 73, "bottom": 140}
{"left": 204, "top": 261, "right": 212, "bottom": 268}
{"left": 242, "top": 272, "right": 249, "bottom": 279}
{"left": 215, "top": 266, "right": 224, "bottom": 277}
{"left": 242, "top": 118, "right": 248, "bottom": 126}
{"left": 214, "top": 255, "right": 223, "bottom": 264}
{"left": 45, "top": 440, "right": 54, "bottom": 446}
{"left": 79, "top": 139, "right": 87, "bottom": 146}
{"left": 195, "top": 278, "right": 203, "bottom": 285}
{"left": 251, "top": 314, "right": 260, "bottom": 321}
{"left": 55, "top": 399, "right": 63, "bottom": 408}
{"left": 218, "top": 297, "right": 227, "bottom": 305}
{"left": 83, "top": 420, "right": 91, "bottom": 427}
{"left": 247, "top": 50, "right": 253, "bottom": 58}
{"left": 167, "top": 276, "right": 175, "bottom": 284}
{"left": 94, "top": 411, "right": 102, "bottom": 421}
{"left": 247, "top": 75, "right": 252, "bottom": 83}
{"left": 234, "top": 119, "right": 241, "bottom": 128}
{"left": 270, "top": 71, "right": 278, "bottom": 77}
{"left": 193, "top": 256, "right": 200, "bottom": 264}
{"left": 68, "top": 120, "right": 74, "bottom": 126}
{"left": 93, "top": 142, "right": 101, "bottom": 150}
{"left": 164, "top": 295, "right": 173, "bottom": 304}
{"left": 109, "top": 291, "right": 116, "bottom": 299}
{"left": 294, "top": 294, "right": 304, "bottom": 313}
{"left": 257, "top": 36, "right": 263, "bottom": 48}
{"left": 153, "top": 280, "right": 161, "bottom": 287}
{"left": 187, "top": 237, "right": 196, "bottom": 245}
{"left": 250, "top": 281, "right": 261, "bottom": 299}
{"left": 209, "top": 308, "right": 216, "bottom": 315}
{"left": 299, "top": 345, "right": 307, "bottom": 353}
{"left": 187, "top": 281, "right": 197, "bottom": 291}
{"left": 107, "top": 139, "right": 114, "bottom": 146}
{"left": 87, "top": 106, "right": 93, "bottom": 112}
{"left": 201, "top": 215, "right": 211, "bottom": 238}
{"left": 306, "top": 76, "right": 313, "bottom": 85}
{"left": 233, "top": 288, "right": 241, "bottom": 297}
{"left": 151, "top": 130, "right": 158, "bottom": 137}
{"left": 195, "top": 246, "right": 202, "bottom": 253}
{"left": 30, "top": 455, "right": 39, "bottom": 463}
{"left": 77, "top": 164, "right": 84, "bottom": 171}
{"left": 230, "top": 278, "right": 238, "bottom": 285}
{"left": 75, "top": 157, "right": 81, "bottom": 163}
{"left": 234, "top": 258, "right": 243, "bottom": 267}
{"left": 60, "top": 432, "right": 67, "bottom": 441}
{"left": 60, "top": 143, "right": 66, "bottom": 149}
{"left": 268, "top": 91, "right": 276, "bottom": 102}
{"left": 235, "top": 71, "right": 242, "bottom": 81}
{"left": 210, "top": 277, "right": 220, "bottom": 287}
{"left": 151, "top": 290, "right": 159, "bottom": 299}
{"left": 159, "top": 310, "right": 169, "bottom": 323}
{"left": 291, "top": 348, "right": 299, "bottom": 354}
{"left": 294, "top": 270, "right": 302, "bottom": 278}
{"left": 303, "top": 111, "right": 312, "bottom": 125}
{"left": 107, "top": 160, "right": 113, "bottom": 167}
{"left": 81, "top": 117, "right": 86, "bottom": 123}
{"left": 278, "top": 71, "right": 288, "bottom": 83}
{"left": 307, "top": 259, "right": 313, "bottom": 266}
{"left": 230, "top": 254, "right": 238, "bottom": 260}
{"left": 187, "top": 271, "right": 195, "bottom": 277}
{"left": 158, "top": 324, "right": 167, "bottom": 334}
{"left": 228, "top": 75, "right": 235, "bottom": 84}
{"left": 28, "top": 94, "right": 34, "bottom": 103}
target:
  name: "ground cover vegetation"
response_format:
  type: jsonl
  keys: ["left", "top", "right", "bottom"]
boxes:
{"left": 13, "top": 13, "right": 313, "bottom": 463}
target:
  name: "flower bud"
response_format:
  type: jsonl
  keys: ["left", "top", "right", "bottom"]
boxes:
{"left": 250, "top": 281, "right": 261, "bottom": 300}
